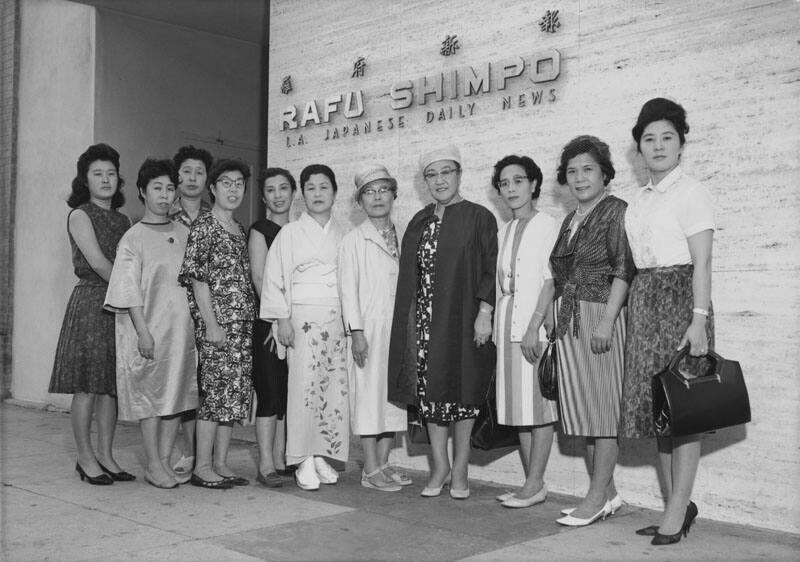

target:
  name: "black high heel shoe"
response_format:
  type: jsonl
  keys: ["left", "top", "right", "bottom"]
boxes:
{"left": 635, "top": 525, "right": 659, "bottom": 536}
{"left": 98, "top": 461, "right": 136, "bottom": 482}
{"left": 652, "top": 501, "right": 698, "bottom": 546}
{"left": 75, "top": 463, "right": 113, "bottom": 485}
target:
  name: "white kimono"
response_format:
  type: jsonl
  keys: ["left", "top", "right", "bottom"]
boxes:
{"left": 338, "top": 219, "right": 407, "bottom": 435}
{"left": 260, "top": 212, "right": 350, "bottom": 463}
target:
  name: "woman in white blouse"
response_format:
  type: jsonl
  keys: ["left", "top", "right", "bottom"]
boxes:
{"left": 490, "top": 155, "right": 559, "bottom": 509}
{"left": 619, "top": 98, "right": 715, "bottom": 546}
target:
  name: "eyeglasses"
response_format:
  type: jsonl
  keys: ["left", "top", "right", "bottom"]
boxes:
{"left": 423, "top": 168, "right": 459, "bottom": 182}
{"left": 362, "top": 186, "right": 393, "bottom": 197}
{"left": 217, "top": 177, "right": 246, "bottom": 189}
{"left": 497, "top": 175, "right": 530, "bottom": 190}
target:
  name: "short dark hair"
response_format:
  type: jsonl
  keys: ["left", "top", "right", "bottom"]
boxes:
{"left": 136, "top": 158, "right": 178, "bottom": 203}
{"left": 299, "top": 164, "right": 338, "bottom": 194}
{"left": 67, "top": 143, "right": 125, "bottom": 209}
{"left": 261, "top": 167, "right": 297, "bottom": 196}
{"left": 208, "top": 159, "right": 251, "bottom": 202}
{"left": 173, "top": 145, "right": 213, "bottom": 173}
{"left": 556, "top": 135, "right": 615, "bottom": 187}
{"left": 632, "top": 97, "right": 689, "bottom": 151}
{"left": 491, "top": 155, "right": 543, "bottom": 199}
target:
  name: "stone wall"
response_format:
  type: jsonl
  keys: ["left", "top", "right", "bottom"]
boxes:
{"left": 267, "top": 0, "right": 800, "bottom": 532}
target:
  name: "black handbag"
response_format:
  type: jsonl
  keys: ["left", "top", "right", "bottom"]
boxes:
{"left": 470, "top": 371, "right": 520, "bottom": 450}
{"left": 537, "top": 335, "right": 558, "bottom": 401}
{"left": 652, "top": 347, "right": 751, "bottom": 437}
{"left": 407, "top": 405, "right": 430, "bottom": 444}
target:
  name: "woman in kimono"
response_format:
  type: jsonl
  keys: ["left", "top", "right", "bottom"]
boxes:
{"left": 105, "top": 158, "right": 198, "bottom": 489}
{"left": 388, "top": 145, "right": 498, "bottom": 499}
{"left": 248, "top": 167, "right": 295, "bottom": 487}
{"left": 338, "top": 163, "right": 410, "bottom": 493}
{"left": 491, "top": 155, "right": 559, "bottom": 508}
{"left": 261, "top": 164, "right": 349, "bottom": 491}
{"left": 50, "top": 143, "right": 132, "bottom": 485}
{"left": 179, "top": 159, "right": 256, "bottom": 490}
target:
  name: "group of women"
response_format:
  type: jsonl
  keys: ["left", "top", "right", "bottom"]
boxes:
{"left": 50, "top": 97, "right": 715, "bottom": 546}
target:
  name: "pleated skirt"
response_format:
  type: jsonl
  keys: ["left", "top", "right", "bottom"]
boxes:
{"left": 556, "top": 299, "right": 626, "bottom": 437}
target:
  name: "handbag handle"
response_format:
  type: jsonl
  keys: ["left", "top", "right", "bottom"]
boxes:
{"left": 667, "top": 347, "right": 722, "bottom": 389}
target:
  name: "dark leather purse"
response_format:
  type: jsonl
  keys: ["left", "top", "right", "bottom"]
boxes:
{"left": 537, "top": 336, "right": 558, "bottom": 401}
{"left": 407, "top": 405, "right": 430, "bottom": 444}
{"left": 652, "top": 347, "right": 751, "bottom": 437}
{"left": 471, "top": 371, "right": 520, "bottom": 450}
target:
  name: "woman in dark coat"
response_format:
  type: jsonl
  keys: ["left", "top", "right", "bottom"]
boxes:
{"left": 388, "top": 145, "right": 497, "bottom": 499}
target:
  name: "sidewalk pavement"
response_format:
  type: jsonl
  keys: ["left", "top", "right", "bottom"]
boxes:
{"left": 1, "top": 402, "right": 797, "bottom": 562}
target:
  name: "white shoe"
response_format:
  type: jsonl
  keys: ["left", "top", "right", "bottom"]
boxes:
{"left": 172, "top": 455, "right": 194, "bottom": 475}
{"left": 496, "top": 491, "right": 515, "bottom": 502}
{"left": 380, "top": 464, "right": 413, "bottom": 486}
{"left": 313, "top": 457, "right": 339, "bottom": 485}
{"left": 361, "top": 469, "right": 401, "bottom": 492}
{"left": 561, "top": 494, "right": 624, "bottom": 516}
{"left": 295, "top": 457, "right": 320, "bottom": 491}
{"left": 556, "top": 501, "right": 612, "bottom": 527}
{"left": 502, "top": 485, "right": 547, "bottom": 508}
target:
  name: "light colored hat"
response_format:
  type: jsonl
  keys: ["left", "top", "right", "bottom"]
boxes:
{"left": 354, "top": 162, "right": 397, "bottom": 191}
{"left": 419, "top": 145, "right": 461, "bottom": 172}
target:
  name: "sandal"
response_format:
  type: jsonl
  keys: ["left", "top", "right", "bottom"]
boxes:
{"left": 381, "top": 464, "right": 412, "bottom": 486}
{"left": 361, "top": 469, "right": 402, "bottom": 492}
{"left": 172, "top": 455, "right": 195, "bottom": 475}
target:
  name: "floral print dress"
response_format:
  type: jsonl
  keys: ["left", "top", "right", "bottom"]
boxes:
{"left": 416, "top": 216, "right": 481, "bottom": 423}
{"left": 179, "top": 212, "right": 255, "bottom": 422}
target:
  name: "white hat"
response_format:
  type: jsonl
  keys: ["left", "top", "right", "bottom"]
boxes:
{"left": 419, "top": 145, "right": 461, "bottom": 172}
{"left": 353, "top": 162, "right": 397, "bottom": 191}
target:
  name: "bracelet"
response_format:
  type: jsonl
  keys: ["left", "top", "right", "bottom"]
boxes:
{"left": 478, "top": 308, "right": 492, "bottom": 315}
{"left": 532, "top": 310, "right": 545, "bottom": 318}
{"left": 692, "top": 308, "right": 709, "bottom": 317}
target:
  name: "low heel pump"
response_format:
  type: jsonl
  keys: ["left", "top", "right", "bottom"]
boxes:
{"left": 98, "top": 461, "right": 136, "bottom": 482}
{"left": 652, "top": 501, "right": 698, "bottom": 546}
{"left": 75, "top": 463, "right": 113, "bottom": 485}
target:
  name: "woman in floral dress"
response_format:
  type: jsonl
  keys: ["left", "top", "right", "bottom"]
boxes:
{"left": 179, "top": 159, "right": 256, "bottom": 489}
{"left": 388, "top": 145, "right": 497, "bottom": 499}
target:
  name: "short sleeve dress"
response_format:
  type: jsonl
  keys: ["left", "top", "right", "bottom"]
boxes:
{"left": 249, "top": 218, "right": 288, "bottom": 419}
{"left": 49, "top": 202, "right": 130, "bottom": 396}
{"left": 104, "top": 222, "right": 198, "bottom": 421}
{"left": 179, "top": 212, "right": 256, "bottom": 423}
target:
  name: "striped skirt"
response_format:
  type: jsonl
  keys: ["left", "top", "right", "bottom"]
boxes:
{"left": 496, "top": 294, "right": 558, "bottom": 427}
{"left": 556, "top": 299, "right": 626, "bottom": 437}
{"left": 618, "top": 265, "right": 715, "bottom": 438}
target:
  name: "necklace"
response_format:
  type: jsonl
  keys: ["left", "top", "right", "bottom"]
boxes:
{"left": 576, "top": 193, "right": 607, "bottom": 216}
{"left": 140, "top": 220, "right": 170, "bottom": 225}
{"left": 213, "top": 210, "right": 238, "bottom": 229}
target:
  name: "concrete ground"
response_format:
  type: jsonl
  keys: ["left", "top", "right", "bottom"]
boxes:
{"left": 1, "top": 402, "right": 797, "bottom": 562}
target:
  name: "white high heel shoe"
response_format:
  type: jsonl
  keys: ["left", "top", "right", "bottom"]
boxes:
{"left": 556, "top": 500, "right": 612, "bottom": 527}
{"left": 561, "top": 494, "right": 623, "bottom": 516}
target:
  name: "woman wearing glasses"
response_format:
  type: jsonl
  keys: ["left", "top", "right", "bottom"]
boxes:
{"left": 261, "top": 164, "right": 349, "bottom": 491}
{"left": 389, "top": 146, "right": 497, "bottom": 499}
{"left": 338, "top": 163, "right": 409, "bottom": 492}
{"left": 179, "top": 159, "right": 256, "bottom": 489}
{"left": 491, "top": 155, "right": 559, "bottom": 508}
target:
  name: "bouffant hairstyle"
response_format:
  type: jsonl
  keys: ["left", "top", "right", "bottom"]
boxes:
{"left": 172, "top": 145, "right": 213, "bottom": 173}
{"left": 67, "top": 143, "right": 125, "bottom": 209}
{"left": 491, "top": 155, "right": 543, "bottom": 199}
{"left": 299, "top": 164, "right": 338, "bottom": 194}
{"left": 631, "top": 97, "right": 690, "bottom": 151}
{"left": 136, "top": 158, "right": 178, "bottom": 203}
{"left": 207, "top": 159, "right": 251, "bottom": 202}
{"left": 556, "top": 135, "right": 615, "bottom": 187}
{"left": 261, "top": 167, "right": 297, "bottom": 196}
